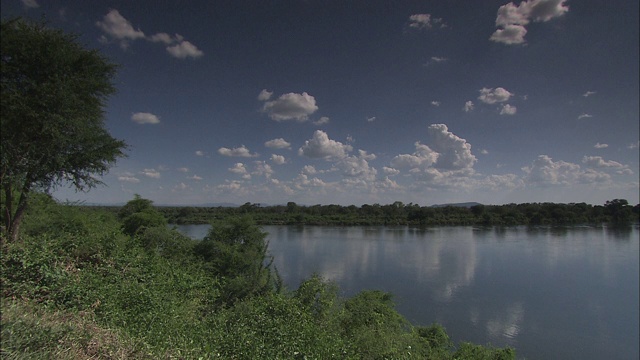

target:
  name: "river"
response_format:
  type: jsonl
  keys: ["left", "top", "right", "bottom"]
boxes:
{"left": 172, "top": 223, "right": 639, "bottom": 360}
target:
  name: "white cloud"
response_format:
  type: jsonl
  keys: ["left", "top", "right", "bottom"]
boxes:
{"left": 21, "top": 0, "right": 39, "bottom": 8}
{"left": 252, "top": 161, "right": 274, "bottom": 179}
{"left": 167, "top": 40, "right": 203, "bottom": 59}
{"left": 131, "top": 112, "right": 160, "bottom": 124}
{"left": 314, "top": 116, "right": 330, "bottom": 125}
{"left": 431, "top": 56, "right": 448, "bottom": 63}
{"left": 188, "top": 175, "right": 203, "bottom": 181}
{"left": 480, "top": 149, "right": 489, "bottom": 155}
{"left": 478, "top": 87, "right": 514, "bottom": 104}
{"left": 118, "top": 175, "right": 140, "bottom": 183}
{"left": 218, "top": 145, "right": 258, "bottom": 158}
{"left": 140, "top": 168, "right": 161, "bottom": 179}
{"left": 336, "top": 151, "right": 378, "bottom": 182}
{"left": 149, "top": 32, "right": 184, "bottom": 45}
{"left": 302, "top": 165, "right": 317, "bottom": 175}
{"left": 582, "top": 156, "right": 633, "bottom": 174}
{"left": 367, "top": 116, "right": 376, "bottom": 122}
{"left": 594, "top": 143, "right": 608, "bottom": 149}
{"left": 463, "top": 101, "right": 475, "bottom": 112}
{"left": 96, "top": 10, "right": 202, "bottom": 58}
{"left": 299, "top": 130, "right": 352, "bottom": 160}
{"left": 261, "top": 92, "right": 318, "bottom": 121}
{"left": 195, "top": 150, "right": 205, "bottom": 156}
{"left": 96, "top": 10, "right": 145, "bottom": 48}
{"left": 431, "top": 101, "right": 441, "bottom": 107}
{"left": 383, "top": 167, "right": 400, "bottom": 176}
{"left": 173, "top": 182, "right": 188, "bottom": 191}
{"left": 177, "top": 167, "right": 189, "bottom": 172}
{"left": 491, "top": 0, "right": 569, "bottom": 45}
{"left": 628, "top": 141, "right": 640, "bottom": 150}
{"left": 408, "top": 14, "right": 445, "bottom": 30}
{"left": 499, "top": 104, "right": 517, "bottom": 115}
{"left": 391, "top": 142, "right": 439, "bottom": 169}
{"left": 271, "top": 154, "right": 286, "bottom": 165}
{"left": 229, "top": 163, "right": 251, "bottom": 179}
{"left": 265, "top": 138, "right": 291, "bottom": 149}
{"left": 490, "top": 24, "right": 528, "bottom": 45}
{"left": 258, "top": 89, "right": 273, "bottom": 101}
{"left": 522, "top": 155, "right": 610, "bottom": 186}
{"left": 583, "top": 90, "right": 596, "bottom": 97}
{"left": 578, "top": 113, "right": 593, "bottom": 119}
{"left": 428, "top": 124, "right": 477, "bottom": 170}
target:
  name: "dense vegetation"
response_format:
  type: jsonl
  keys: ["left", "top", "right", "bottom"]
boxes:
{"left": 145, "top": 199, "right": 640, "bottom": 226}
{"left": 1, "top": 193, "right": 516, "bottom": 359}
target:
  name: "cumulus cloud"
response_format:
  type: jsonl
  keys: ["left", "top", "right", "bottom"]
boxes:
{"left": 258, "top": 89, "right": 273, "bottom": 101}
{"left": 188, "top": 175, "right": 203, "bottom": 181}
{"left": 195, "top": 150, "right": 205, "bottom": 156}
{"left": 582, "top": 156, "right": 633, "bottom": 174}
{"left": 499, "top": 104, "right": 517, "bottom": 115}
{"left": 131, "top": 112, "right": 160, "bottom": 124}
{"left": 261, "top": 92, "right": 319, "bottom": 121}
{"left": 408, "top": 14, "right": 445, "bottom": 30}
{"left": 96, "top": 9, "right": 202, "bottom": 57}
{"left": 478, "top": 87, "right": 514, "bottom": 104}
{"left": 490, "top": 25, "right": 528, "bottom": 45}
{"left": 177, "top": 167, "right": 189, "bottom": 172}
{"left": 431, "top": 101, "right": 441, "bottom": 107}
{"left": 252, "top": 161, "right": 274, "bottom": 179}
{"left": 166, "top": 40, "right": 203, "bottom": 59}
{"left": 463, "top": 101, "right": 474, "bottom": 112}
{"left": 628, "top": 141, "right": 640, "bottom": 150}
{"left": 21, "top": 0, "right": 39, "bottom": 8}
{"left": 118, "top": 175, "right": 140, "bottom": 183}
{"left": 140, "top": 168, "right": 161, "bottom": 179}
{"left": 271, "top": 154, "right": 286, "bottom": 165}
{"left": 229, "top": 163, "right": 251, "bottom": 179}
{"left": 336, "top": 151, "right": 378, "bottom": 182}
{"left": 367, "top": 116, "right": 376, "bottom": 122}
{"left": 218, "top": 145, "right": 259, "bottom": 157}
{"left": 391, "top": 142, "right": 439, "bottom": 169}
{"left": 583, "top": 90, "right": 596, "bottom": 97}
{"left": 314, "top": 116, "right": 330, "bottom": 125}
{"left": 96, "top": 9, "right": 145, "bottom": 48}
{"left": 265, "top": 138, "right": 291, "bottom": 149}
{"left": 522, "top": 155, "right": 611, "bottom": 186}
{"left": 578, "top": 113, "right": 593, "bottom": 119}
{"left": 299, "top": 130, "right": 352, "bottom": 159}
{"left": 594, "top": 143, "right": 608, "bottom": 149}
{"left": 428, "top": 124, "right": 477, "bottom": 170}
{"left": 491, "top": 0, "right": 569, "bottom": 45}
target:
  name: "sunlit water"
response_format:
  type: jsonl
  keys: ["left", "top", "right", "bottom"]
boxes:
{"left": 173, "top": 224, "right": 640, "bottom": 360}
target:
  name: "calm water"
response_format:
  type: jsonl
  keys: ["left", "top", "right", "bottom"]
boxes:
{"left": 173, "top": 224, "right": 640, "bottom": 360}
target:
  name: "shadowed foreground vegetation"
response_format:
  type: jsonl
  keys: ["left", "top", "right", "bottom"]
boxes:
{"left": 149, "top": 199, "right": 640, "bottom": 226}
{"left": 1, "top": 193, "right": 515, "bottom": 359}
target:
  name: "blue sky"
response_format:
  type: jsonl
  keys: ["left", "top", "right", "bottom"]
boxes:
{"left": 4, "top": 0, "right": 639, "bottom": 206}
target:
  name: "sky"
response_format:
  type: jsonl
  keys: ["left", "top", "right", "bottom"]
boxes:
{"left": 3, "top": 0, "right": 639, "bottom": 206}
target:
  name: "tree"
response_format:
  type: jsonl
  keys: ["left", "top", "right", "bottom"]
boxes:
{"left": 1, "top": 19, "right": 126, "bottom": 241}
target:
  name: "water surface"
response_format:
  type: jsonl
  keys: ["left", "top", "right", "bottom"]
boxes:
{"left": 175, "top": 224, "right": 639, "bottom": 360}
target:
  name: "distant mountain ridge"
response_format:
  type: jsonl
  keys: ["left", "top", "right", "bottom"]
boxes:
{"left": 430, "top": 202, "right": 482, "bottom": 208}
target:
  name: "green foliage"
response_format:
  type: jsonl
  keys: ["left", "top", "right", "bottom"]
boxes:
{"left": 2, "top": 197, "right": 516, "bottom": 359}
{"left": 118, "top": 195, "right": 167, "bottom": 236}
{"left": 194, "top": 216, "right": 274, "bottom": 304}
{"left": 1, "top": 18, "right": 126, "bottom": 241}
{"left": 158, "top": 199, "right": 639, "bottom": 227}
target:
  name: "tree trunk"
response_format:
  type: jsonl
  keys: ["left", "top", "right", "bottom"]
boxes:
{"left": 4, "top": 183, "right": 29, "bottom": 242}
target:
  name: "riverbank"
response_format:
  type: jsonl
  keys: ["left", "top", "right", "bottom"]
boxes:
{"left": 1, "top": 194, "right": 516, "bottom": 359}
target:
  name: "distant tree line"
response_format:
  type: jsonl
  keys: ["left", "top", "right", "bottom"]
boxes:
{"left": 92, "top": 199, "right": 639, "bottom": 227}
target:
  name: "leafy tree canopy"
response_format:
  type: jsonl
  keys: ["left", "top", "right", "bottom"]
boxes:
{"left": 1, "top": 18, "right": 126, "bottom": 241}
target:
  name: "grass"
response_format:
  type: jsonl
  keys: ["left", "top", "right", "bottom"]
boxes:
{"left": 1, "top": 194, "right": 516, "bottom": 359}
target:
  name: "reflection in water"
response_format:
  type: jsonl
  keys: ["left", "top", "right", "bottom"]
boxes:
{"left": 175, "top": 223, "right": 639, "bottom": 360}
